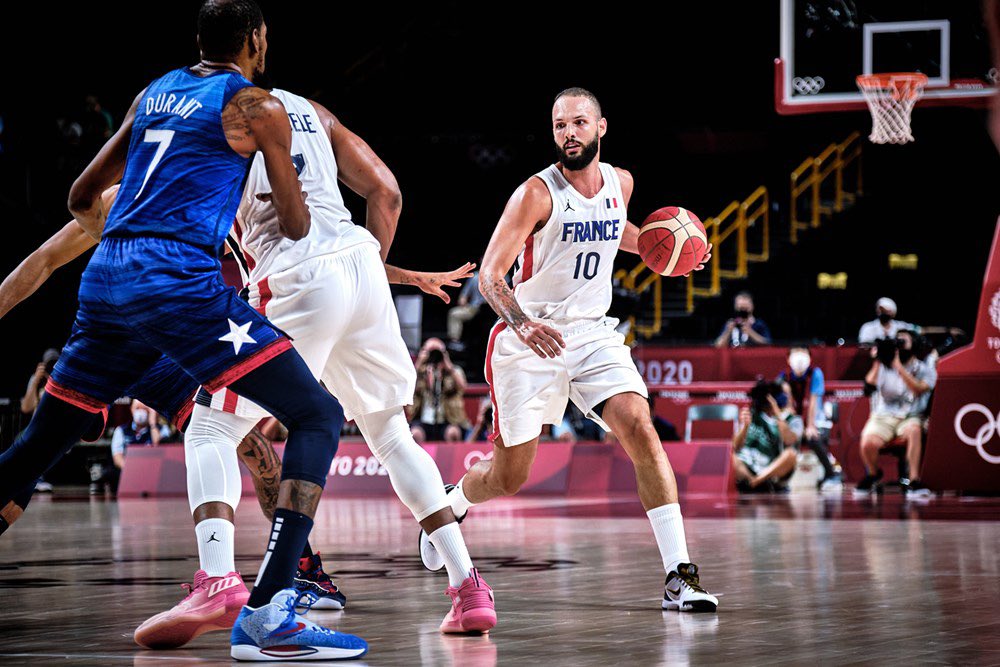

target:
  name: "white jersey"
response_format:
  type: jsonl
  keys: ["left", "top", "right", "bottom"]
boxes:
{"left": 511, "top": 162, "right": 626, "bottom": 324}
{"left": 229, "top": 88, "right": 378, "bottom": 285}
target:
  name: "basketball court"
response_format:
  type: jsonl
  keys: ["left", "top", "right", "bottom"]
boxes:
{"left": 1, "top": 492, "right": 998, "bottom": 666}
{"left": 2, "top": 1, "right": 1000, "bottom": 665}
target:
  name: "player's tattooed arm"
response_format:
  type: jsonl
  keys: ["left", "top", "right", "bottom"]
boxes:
{"left": 236, "top": 427, "right": 282, "bottom": 521}
{"left": 480, "top": 179, "right": 566, "bottom": 359}
{"left": 309, "top": 100, "right": 402, "bottom": 261}
{"left": 226, "top": 87, "right": 311, "bottom": 240}
{"left": 385, "top": 262, "right": 477, "bottom": 304}
{"left": 69, "top": 89, "right": 143, "bottom": 239}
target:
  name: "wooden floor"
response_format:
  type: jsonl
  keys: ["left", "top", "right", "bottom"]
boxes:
{"left": 1, "top": 492, "right": 999, "bottom": 666}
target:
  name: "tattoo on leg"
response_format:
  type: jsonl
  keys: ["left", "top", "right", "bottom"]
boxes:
{"left": 237, "top": 427, "right": 282, "bottom": 521}
{"left": 278, "top": 480, "right": 323, "bottom": 517}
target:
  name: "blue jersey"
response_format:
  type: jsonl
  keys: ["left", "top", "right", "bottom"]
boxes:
{"left": 104, "top": 67, "right": 254, "bottom": 251}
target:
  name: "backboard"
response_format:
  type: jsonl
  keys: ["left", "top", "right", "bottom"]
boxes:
{"left": 776, "top": 0, "right": 998, "bottom": 114}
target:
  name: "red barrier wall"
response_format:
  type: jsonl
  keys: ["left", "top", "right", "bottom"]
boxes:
{"left": 922, "top": 221, "right": 1000, "bottom": 493}
{"left": 117, "top": 440, "right": 734, "bottom": 498}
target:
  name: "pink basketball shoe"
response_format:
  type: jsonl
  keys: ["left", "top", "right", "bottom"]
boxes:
{"left": 134, "top": 570, "right": 248, "bottom": 649}
{"left": 440, "top": 569, "right": 497, "bottom": 634}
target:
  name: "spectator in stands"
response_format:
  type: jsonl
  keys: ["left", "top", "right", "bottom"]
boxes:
{"left": 102, "top": 400, "right": 167, "bottom": 496}
{"left": 858, "top": 297, "right": 918, "bottom": 344}
{"left": 714, "top": 291, "right": 772, "bottom": 348}
{"left": 20, "top": 348, "right": 60, "bottom": 493}
{"left": 446, "top": 267, "right": 483, "bottom": 350}
{"left": 777, "top": 346, "right": 842, "bottom": 489}
{"left": 732, "top": 381, "right": 798, "bottom": 493}
{"left": 855, "top": 329, "right": 936, "bottom": 497}
{"left": 409, "top": 338, "right": 471, "bottom": 442}
{"left": 467, "top": 398, "right": 494, "bottom": 442}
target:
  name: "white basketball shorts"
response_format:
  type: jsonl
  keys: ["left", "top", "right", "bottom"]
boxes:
{"left": 207, "top": 243, "right": 416, "bottom": 421}
{"left": 485, "top": 317, "right": 648, "bottom": 446}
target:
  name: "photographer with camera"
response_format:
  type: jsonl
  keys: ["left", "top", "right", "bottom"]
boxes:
{"left": 409, "top": 338, "right": 471, "bottom": 442}
{"left": 858, "top": 297, "right": 918, "bottom": 344}
{"left": 714, "top": 291, "right": 772, "bottom": 348}
{"left": 777, "top": 346, "right": 842, "bottom": 489}
{"left": 855, "top": 329, "right": 936, "bottom": 496}
{"left": 732, "top": 379, "right": 799, "bottom": 493}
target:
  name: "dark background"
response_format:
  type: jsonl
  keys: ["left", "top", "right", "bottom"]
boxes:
{"left": 0, "top": 1, "right": 997, "bottom": 397}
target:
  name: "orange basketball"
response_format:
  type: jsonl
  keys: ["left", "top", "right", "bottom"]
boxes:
{"left": 637, "top": 206, "right": 709, "bottom": 277}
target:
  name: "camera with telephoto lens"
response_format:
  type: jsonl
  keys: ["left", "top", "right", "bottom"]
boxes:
{"left": 875, "top": 337, "right": 904, "bottom": 367}
{"left": 749, "top": 378, "right": 783, "bottom": 413}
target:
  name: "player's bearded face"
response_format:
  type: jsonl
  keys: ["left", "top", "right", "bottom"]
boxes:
{"left": 556, "top": 133, "right": 599, "bottom": 171}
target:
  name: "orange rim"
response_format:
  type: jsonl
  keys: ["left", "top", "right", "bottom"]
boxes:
{"left": 856, "top": 73, "right": 929, "bottom": 99}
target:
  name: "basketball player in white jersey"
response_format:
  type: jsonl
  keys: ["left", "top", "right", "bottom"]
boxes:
{"left": 136, "top": 88, "right": 497, "bottom": 654}
{"left": 420, "top": 87, "right": 719, "bottom": 612}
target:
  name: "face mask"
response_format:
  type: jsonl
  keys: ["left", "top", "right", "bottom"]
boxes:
{"left": 735, "top": 309, "right": 751, "bottom": 319}
{"left": 878, "top": 312, "right": 892, "bottom": 325}
{"left": 776, "top": 393, "right": 789, "bottom": 409}
{"left": 133, "top": 411, "right": 148, "bottom": 426}
{"left": 897, "top": 348, "right": 913, "bottom": 364}
{"left": 789, "top": 351, "right": 810, "bottom": 376}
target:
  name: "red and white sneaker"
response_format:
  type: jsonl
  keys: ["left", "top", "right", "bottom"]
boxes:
{"left": 440, "top": 569, "right": 497, "bottom": 634}
{"left": 134, "top": 570, "right": 248, "bottom": 649}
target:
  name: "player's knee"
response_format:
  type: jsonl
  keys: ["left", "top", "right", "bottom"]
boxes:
{"left": 292, "top": 388, "right": 345, "bottom": 437}
{"left": 491, "top": 463, "right": 530, "bottom": 496}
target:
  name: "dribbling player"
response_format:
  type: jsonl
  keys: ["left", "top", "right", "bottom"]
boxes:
{"left": 420, "top": 87, "right": 719, "bottom": 612}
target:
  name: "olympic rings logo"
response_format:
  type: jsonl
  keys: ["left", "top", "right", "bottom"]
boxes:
{"left": 954, "top": 404, "right": 1000, "bottom": 465}
{"left": 792, "top": 76, "right": 826, "bottom": 95}
{"left": 464, "top": 450, "right": 493, "bottom": 470}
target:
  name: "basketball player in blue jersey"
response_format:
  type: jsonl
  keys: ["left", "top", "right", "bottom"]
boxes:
{"left": 0, "top": 1, "right": 367, "bottom": 660}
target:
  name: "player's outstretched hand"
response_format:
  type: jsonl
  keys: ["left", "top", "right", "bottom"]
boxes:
{"left": 414, "top": 262, "right": 477, "bottom": 304}
{"left": 516, "top": 320, "right": 566, "bottom": 359}
{"left": 684, "top": 243, "right": 713, "bottom": 277}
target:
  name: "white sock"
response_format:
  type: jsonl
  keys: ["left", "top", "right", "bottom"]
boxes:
{"left": 195, "top": 518, "right": 236, "bottom": 577}
{"left": 449, "top": 478, "right": 475, "bottom": 519}
{"left": 647, "top": 504, "right": 690, "bottom": 575}
{"left": 428, "top": 522, "right": 474, "bottom": 588}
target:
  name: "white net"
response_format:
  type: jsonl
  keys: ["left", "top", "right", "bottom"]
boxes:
{"left": 856, "top": 73, "right": 928, "bottom": 145}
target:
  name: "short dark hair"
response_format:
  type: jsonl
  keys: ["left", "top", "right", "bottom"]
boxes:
{"left": 198, "top": 0, "right": 264, "bottom": 61}
{"left": 555, "top": 87, "right": 602, "bottom": 117}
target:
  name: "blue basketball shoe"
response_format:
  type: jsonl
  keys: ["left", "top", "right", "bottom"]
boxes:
{"left": 230, "top": 588, "right": 367, "bottom": 661}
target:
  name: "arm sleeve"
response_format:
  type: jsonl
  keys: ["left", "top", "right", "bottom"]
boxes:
{"left": 858, "top": 322, "right": 875, "bottom": 343}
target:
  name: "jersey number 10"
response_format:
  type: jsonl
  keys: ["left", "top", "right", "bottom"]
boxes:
{"left": 573, "top": 252, "right": 600, "bottom": 280}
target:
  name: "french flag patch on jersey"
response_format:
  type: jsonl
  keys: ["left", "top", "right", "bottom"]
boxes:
{"left": 605, "top": 197, "right": 618, "bottom": 208}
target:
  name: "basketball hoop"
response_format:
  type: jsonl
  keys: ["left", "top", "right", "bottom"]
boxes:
{"left": 856, "top": 73, "right": 928, "bottom": 145}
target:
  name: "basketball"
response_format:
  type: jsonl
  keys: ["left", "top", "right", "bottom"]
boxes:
{"left": 637, "top": 206, "right": 709, "bottom": 277}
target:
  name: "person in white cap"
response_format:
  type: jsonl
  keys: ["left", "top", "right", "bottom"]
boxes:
{"left": 858, "top": 297, "right": 918, "bottom": 344}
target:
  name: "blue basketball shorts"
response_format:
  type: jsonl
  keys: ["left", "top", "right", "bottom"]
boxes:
{"left": 47, "top": 237, "right": 291, "bottom": 413}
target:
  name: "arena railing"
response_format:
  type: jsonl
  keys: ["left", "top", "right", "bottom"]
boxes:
{"left": 617, "top": 132, "right": 861, "bottom": 339}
